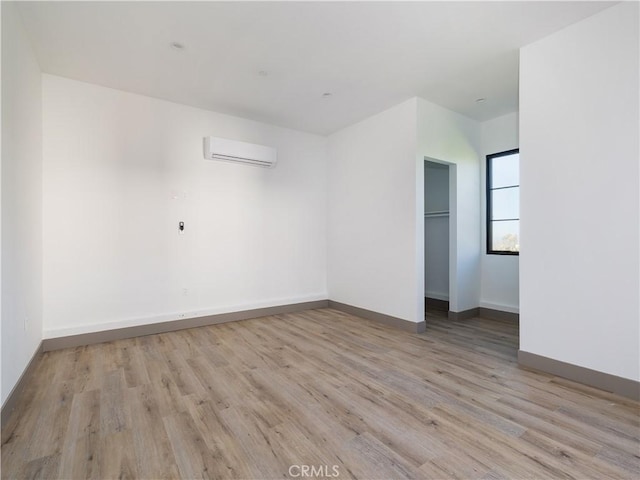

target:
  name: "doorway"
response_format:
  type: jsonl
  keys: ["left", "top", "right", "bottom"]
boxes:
{"left": 424, "top": 160, "right": 450, "bottom": 317}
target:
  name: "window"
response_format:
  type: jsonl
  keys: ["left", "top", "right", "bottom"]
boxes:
{"left": 487, "top": 149, "right": 519, "bottom": 254}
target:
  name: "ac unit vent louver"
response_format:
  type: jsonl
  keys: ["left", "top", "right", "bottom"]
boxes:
{"left": 203, "top": 136, "right": 277, "bottom": 168}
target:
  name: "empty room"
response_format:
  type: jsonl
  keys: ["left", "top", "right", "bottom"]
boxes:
{"left": 1, "top": 1, "right": 639, "bottom": 479}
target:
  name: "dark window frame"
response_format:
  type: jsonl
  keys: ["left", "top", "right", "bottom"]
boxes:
{"left": 486, "top": 148, "right": 520, "bottom": 255}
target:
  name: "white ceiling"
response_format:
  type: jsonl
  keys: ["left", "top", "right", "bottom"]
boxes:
{"left": 17, "top": 1, "right": 615, "bottom": 135}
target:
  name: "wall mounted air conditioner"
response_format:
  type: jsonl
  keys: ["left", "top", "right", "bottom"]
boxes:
{"left": 203, "top": 136, "right": 277, "bottom": 168}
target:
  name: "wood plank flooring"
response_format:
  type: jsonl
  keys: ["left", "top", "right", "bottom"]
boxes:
{"left": 2, "top": 308, "right": 639, "bottom": 479}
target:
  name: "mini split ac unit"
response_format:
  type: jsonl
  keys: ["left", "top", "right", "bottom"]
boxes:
{"left": 203, "top": 136, "right": 277, "bottom": 168}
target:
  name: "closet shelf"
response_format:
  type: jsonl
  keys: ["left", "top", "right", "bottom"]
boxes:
{"left": 424, "top": 211, "right": 449, "bottom": 218}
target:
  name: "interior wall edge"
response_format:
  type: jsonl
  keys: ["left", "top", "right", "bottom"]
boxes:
{"left": 328, "top": 300, "right": 426, "bottom": 333}
{"left": 518, "top": 350, "right": 640, "bottom": 401}
{"left": 43, "top": 294, "right": 329, "bottom": 339}
{"left": 0, "top": 340, "right": 43, "bottom": 427}
{"left": 42, "top": 300, "right": 329, "bottom": 351}
{"left": 479, "top": 301, "right": 519, "bottom": 314}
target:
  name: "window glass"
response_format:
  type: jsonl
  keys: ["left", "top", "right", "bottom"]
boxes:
{"left": 491, "top": 188, "right": 519, "bottom": 220}
{"left": 490, "top": 153, "right": 519, "bottom": 188}
{"left": 491, "top": 220, "right": 519, "bottom": 253}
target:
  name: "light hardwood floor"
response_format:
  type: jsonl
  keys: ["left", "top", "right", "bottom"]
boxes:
{"left": 2, "top": 308, "right": 639, "bottom": 479}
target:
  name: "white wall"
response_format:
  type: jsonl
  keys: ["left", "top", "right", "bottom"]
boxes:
{"left": 417, "top": 98, "right": 481, "bottom": 313}
{"left": 424, "top": 162, "right": 449, "bottom": 300}
{"left": 480, "top": 112, "right": 519, "bottom": 313}
{"left": 520, "top": 2, "right": 639, "bottom": 381}
{"left": 42, "top": 75, "right": 327, "bottom": 338}
{"left": 327, "top": 99, "right": 421, "bottom": 322}
{"left": 1, "top": 2, "right": 43, "bottom": 406}
{"left": 327, "top": 97, "right": 481, "bottom": 323}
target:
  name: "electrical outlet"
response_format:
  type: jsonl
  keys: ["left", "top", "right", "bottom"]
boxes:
{"left": 177, "top": 313, "right": 186, "bottom": 319}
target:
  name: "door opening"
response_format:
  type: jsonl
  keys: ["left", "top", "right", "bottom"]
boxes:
{"left": 424, "top": 160, "right": 450, "bottom": 318}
